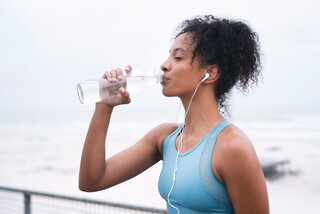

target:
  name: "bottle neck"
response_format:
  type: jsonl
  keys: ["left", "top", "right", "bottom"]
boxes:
{"left": 125, "top": 69, "right": 162, "bottom": 83}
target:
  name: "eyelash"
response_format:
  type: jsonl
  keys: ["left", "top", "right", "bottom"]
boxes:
{"left": 174, "top": 57, "right": 183, "bottom": 61}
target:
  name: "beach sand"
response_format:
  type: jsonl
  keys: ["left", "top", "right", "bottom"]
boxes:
{"left": 240, "top": 120, "right": 320, "bottom": 214}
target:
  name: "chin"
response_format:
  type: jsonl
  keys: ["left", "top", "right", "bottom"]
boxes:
{"left": 162, "top": 88, "right": 176, "bottom": 97}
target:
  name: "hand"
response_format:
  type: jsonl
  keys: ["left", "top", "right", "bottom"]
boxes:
{"left": 97, "top": 65, "right": 132, "bottom": 107}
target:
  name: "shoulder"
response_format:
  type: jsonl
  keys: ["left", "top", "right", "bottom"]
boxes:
{"left": 215, "top": 124, "right": 269, "bottom": 213}
{"left": 141, "top": 123, "right": 179, "bottom": 153}
{"left": 215, "top": 124, "right": 261, "bottom": 180}
{"left": 145, "top": 123, "right": 179, "bottom": 139}
{"left": 218, "top": 124, "right": 254, "bottom": 153}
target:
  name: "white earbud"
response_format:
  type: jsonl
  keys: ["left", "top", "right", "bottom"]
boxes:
{"left": 201, "top": 73, "right": 210, "bottom": 82}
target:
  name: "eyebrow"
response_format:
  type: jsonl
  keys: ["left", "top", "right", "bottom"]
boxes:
{"left": 169, "top": 48, "right": 187, "bottom": 54}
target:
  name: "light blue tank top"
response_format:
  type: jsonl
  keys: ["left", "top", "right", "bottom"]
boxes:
{"left": 158, "top": 120, "right": 234, "bottom": 213}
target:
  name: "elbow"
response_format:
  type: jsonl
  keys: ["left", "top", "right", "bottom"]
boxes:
{"left": 78, "top": 170, "right": 111, "bottom": 192}
{"left": 78, "top": 182, "right": 101, "bottom": 192}
{"left": 78, "top": 183, "right": 93, "bottom": 192}
{"left": 78, "top": 171, "right": 98, "bottom": 192}
{"left": 78, "top": 178, "right": 97, "bottom": 192}
{"left": 78, "top": 180, "right": 109, "bottom": 192}
{"left": 78, "top": 180, "right": 92, "bottom": 192}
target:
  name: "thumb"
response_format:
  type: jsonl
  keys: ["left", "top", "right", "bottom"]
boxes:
{"left": 119, "top": 87, "right": 131, "bottom": 104}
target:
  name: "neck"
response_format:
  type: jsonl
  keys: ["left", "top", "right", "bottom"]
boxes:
{"left": 180, "top": 87, "right": 224, "bottom": 135}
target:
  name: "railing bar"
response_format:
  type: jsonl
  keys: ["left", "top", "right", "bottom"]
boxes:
{"left": 0, "top": 185, "right": 166, "bottom": 213}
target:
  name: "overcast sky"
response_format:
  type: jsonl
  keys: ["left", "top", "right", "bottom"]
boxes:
{"left": 0, "top": 0, "right": 319, "bottom": 124}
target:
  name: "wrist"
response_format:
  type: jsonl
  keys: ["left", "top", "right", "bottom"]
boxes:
{"left": 95, "top": 103, "right": 114, "bottom": 113}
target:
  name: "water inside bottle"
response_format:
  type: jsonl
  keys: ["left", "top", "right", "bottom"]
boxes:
{"left": 98, "top": 78, "right": 126, "bottom": 100}
{"left": 77, "top": 70, "right": 162, "bottom": 105}
{"left": 126, "top": 76, "right": 158, "bottom": 95}
{"left": 98, "top": 75, "right": 157, "bottom": 100}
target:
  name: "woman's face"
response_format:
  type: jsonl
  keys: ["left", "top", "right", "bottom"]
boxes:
{"left": 160, "top": 33, "right": 205, "bottom": 97}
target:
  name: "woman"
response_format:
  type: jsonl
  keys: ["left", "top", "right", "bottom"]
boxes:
{"left": 79, "top": 15, "right": 269, "bottom": 214}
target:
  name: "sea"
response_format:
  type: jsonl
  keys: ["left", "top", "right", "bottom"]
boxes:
{"left": 1, "top": 115, "right": 320, "bottom": 213}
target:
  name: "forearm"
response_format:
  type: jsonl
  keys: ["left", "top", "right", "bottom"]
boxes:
{"left": 79, "top": 103, "right": 113, "bottom": 190}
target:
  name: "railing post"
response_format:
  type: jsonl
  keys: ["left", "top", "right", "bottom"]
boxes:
{"left": 24, "top": 192, "right": 31, "bottom": 214}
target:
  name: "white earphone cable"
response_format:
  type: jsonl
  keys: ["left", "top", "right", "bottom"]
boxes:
{"left": 167, "top": 80, "right": 204, "bottom": 213}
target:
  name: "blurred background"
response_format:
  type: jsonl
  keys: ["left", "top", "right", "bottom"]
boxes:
{"left": 0, "top": 0, "right": 319, "bottom": 213}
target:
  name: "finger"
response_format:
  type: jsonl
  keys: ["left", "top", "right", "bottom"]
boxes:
{"left": 103, "top": 71, "right": 112, "bottom": 81}
{"left": 110, "top": 69, "right": 118, "bottom": 82}
{"left": 103, "top": 68, "right": 124, "bottom": 82}
{"left": 124, "top": 65, "right": 132, "bottom": 74}
{"left": 116, "top": 68, "right": 124, "bottom": 80}
{"left": 119, "top": 87, "right": 131, "bottom": 104}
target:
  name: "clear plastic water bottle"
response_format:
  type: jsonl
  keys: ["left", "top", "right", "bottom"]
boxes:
{"left": 77, "top": 69, "right": 162, "bottom": 105}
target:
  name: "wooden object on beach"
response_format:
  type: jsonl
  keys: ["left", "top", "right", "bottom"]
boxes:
{"left": 260, "top": 158, "right": 289, "bottom": 179}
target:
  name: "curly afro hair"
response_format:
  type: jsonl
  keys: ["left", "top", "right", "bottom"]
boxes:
{"left": 176, "top": 15, "right": 262, "bottom": 113}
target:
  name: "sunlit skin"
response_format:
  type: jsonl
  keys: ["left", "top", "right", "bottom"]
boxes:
{"left": 160, "top": 33, "right": 224, "bottom": 153}
{"left": 79, "top": 32, "right": 269, "bottom": 214}
{"left": 161, "top": 33, "right": 210, "bottom": 98}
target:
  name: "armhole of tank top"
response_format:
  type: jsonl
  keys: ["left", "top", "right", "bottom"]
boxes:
{"left": 199, "top": 121, "right": 231, "bottom": 204}
{"left": 162, "top": 124, "right": 184, "bottom": 158}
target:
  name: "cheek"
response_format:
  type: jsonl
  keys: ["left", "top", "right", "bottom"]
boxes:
{"left": 161, "top": 77, "right": 198, "bottom": 97}
{"left": 161, "top": 79, "right": 183, "bottom": 97}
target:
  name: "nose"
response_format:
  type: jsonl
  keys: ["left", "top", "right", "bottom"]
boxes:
{"left": 160, "top": 58, "right": 171, "bottom": 72}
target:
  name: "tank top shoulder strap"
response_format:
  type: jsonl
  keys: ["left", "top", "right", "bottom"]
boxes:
{"left": 162, "top": 123, "right": 184, "bottom": 152}
{"left": 199, "top": 119, "right": 233, "bottom": 204}
{"left": 207, "top": 119, "right": 230, "bottom": 139}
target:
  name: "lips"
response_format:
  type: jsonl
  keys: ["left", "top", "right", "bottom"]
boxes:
{"left": 161, "top": 75, "right": 169, "bottom": 85}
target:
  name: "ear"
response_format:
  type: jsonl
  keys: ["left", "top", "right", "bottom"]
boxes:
{"left": 205, "top": 65, "right": 220, "bottom": 83}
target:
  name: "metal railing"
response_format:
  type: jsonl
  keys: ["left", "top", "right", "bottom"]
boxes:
{"left": 0, "top": 186, "right": 167, "bottom": 214}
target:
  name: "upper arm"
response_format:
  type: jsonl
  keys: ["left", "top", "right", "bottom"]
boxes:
{"left": 95, "top": 123, "right": 177, "bottom": 190}
{"left": 215, "top": 126, "right": 269, "bottom": 214}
